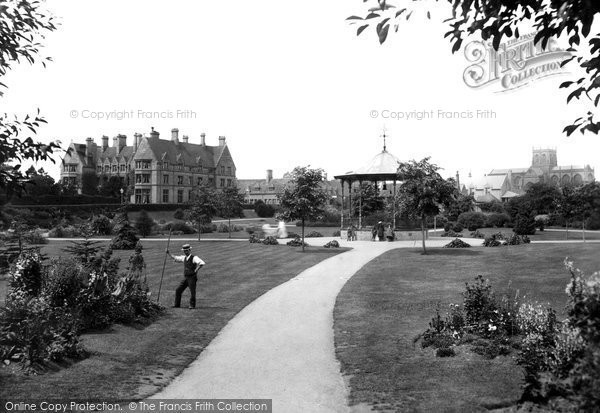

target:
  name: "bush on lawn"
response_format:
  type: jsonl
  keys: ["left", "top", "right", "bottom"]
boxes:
{"left": 91, "top": 214, "right": 113, "bottom": 235}
{"left": 485, "top": 213, "right": 511, "bottom": 228}
{"left": 262, "top": 236, "right": 279, "bottom": 245}
{"left": 324, "top": 240, "right": 339, "bottom": 248}
{"left": 503, "top": 234, "right": 531, "bottom": 246}
{"left": 332, "top": 229, "right": 341, "bottom": 237}
{"left": 254, "top": 201, "right": 276, "bottom": 218}
{"left": 134, "top": 210, "right": 155, "bottom": 237}
{"left": 443, "top": 238, "right": 471, "bottom": 248}
{"left": 457, "top": 212, "right": 486, "bottom": 231}
{"left": 452, "top": 223, "right": 464, "bottom": 233}
{"left": 514, "top": 214, "right": 536, "bottom": 236}
{"left": 248, "top": 234, "right": 261, "bottom": 243}
{"left": 305, "top": 231, "right": 323, "bottom": 238}
{"left": 444, "top": 222, "right": 452, "bottom": 232}
{"left": 287, "top": 236, "right": 309, "bottom": 247}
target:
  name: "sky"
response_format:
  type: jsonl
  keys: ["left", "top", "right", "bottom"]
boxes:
{"left": 2, "top": 0, "right": 599, "bottom": 183}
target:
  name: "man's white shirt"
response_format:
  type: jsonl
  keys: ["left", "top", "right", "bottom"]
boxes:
{"left": 172, "top": 255, "right": 205, "bottom": 266}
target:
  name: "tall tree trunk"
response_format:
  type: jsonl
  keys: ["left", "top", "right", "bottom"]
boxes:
{"left": 421, "top": 217, "right": 427, "bottom": 255}
{"left": 583, "top": 219, "right": 586, "bottom": 243}
{"left": 228, "top": 216, "right": 232, "bottom": 239}
{"left": 302, "top": 218, "right": 305, "bottom": 252}
{"left": 198, "top": 222, "right": 201, "bottom": 241}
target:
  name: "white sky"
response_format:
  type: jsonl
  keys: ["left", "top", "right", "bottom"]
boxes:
{"left": 1, "top": 0, "right": 599, "bottom": 183}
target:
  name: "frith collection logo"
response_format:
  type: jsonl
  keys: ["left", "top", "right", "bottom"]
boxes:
{"left": 463, "top": 32, "right": 572, "bottom": 92}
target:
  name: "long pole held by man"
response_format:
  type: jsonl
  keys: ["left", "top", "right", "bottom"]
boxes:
{"left": 166, "top": 243, "right": 205, "bottom": 309}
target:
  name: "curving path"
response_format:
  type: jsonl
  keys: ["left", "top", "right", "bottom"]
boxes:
{"left": 151, "top": 239, "right": 453, "bottom": 412}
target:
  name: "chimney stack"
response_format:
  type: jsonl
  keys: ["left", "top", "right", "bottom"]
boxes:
{"left": 85, "top": 137, "right": 94, "bottom": 163}
{"left": 266, "top": 169, "right": 273, "bottom": 184}
{"left": 200, "top": 133, "right": 206, "bottom": 146}
{"left": 102, "top": 135, "right": 109, "bottom": 150}
{"left": 112, "top": 136, "right": 118, "bottom": 148}
{"left": 117, "top": 134, "right": 127, "bottom": 152}
{"left": 150, "top": 127, "right": 159, "bottom": 139}
{"left": 171, "top": 128, "right": 179, "bottom": 143}
{"left": 183, "top": 135, "right": 189, "bottom": 143}
{"left": 133, "top": 132, "right": 142, "bottom": 152}
{"left": 219, "top": 135, "right": 226, "bottom": 146}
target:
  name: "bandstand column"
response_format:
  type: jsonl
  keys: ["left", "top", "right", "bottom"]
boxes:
{"left": 340, "top": 179, "right": 345, "bottom": 236}
{"left": 358, "top": 180, "right": 363, "bottom": 229}
{"left": 392, "top": 180, "right": 397, "bottom": 230}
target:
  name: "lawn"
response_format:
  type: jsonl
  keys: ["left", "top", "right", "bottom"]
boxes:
{"left": 334, "top": 244, "right": 600, "bottom": 412}
{"left": 430, "top": 226, "right": 600, "bottom": 241}
{"left": 0, "top": 239, "right": 348, "bottom": 400}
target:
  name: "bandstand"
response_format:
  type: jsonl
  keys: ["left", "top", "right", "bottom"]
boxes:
{"left": 334, "top": 139, "right": 404, "bottom": 239}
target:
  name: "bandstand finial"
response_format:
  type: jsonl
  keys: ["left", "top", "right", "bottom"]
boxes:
{"left": 381, "top": 127, "right": 388, "bottom": 152}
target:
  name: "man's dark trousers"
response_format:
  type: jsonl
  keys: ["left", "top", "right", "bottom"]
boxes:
{"left": 174, "top": 274, "right": 197, "bottom": 308}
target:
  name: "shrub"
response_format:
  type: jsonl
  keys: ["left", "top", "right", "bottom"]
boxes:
{"left": 305, "top": 231, "right": 323, "bottom": 238}
{"left": 287, "top": 236, "right": 309, "bottom": 247}
{"left": 110, "top": 221, "right": 139, "bottom": 250}
{"left": 443, "top": 238, "right": 471, "bottom": 248}
{"left": 23, "top": 230, "right": 47, "bottom": 245}
{"left": 504, "top": 234, "right": 531, "bottom": 245}
{"left": 443, "top": 222, "right": 452, "bottom": 232}
{"left": 262, "top": 236, "right": 279, "bottom": 245}
{"left": 135, "top": 210, "right": 154, "bottom": 237}
{"left": 483, "top": 233, "right": 503, "bottom": 247}
{"left": 91, "top": 214, "right": 113, "bottom": 235}
{"left": 323, "top": 240, "right": 339, "bottom": 248}
{"left": 457, "top": 212, "right": 486, "bottom": 231}
{"left": 514, "top": 214, "right": 536, "bottom": 236}
{"left": 332, "top": 229, "right": 341, "bottom": 237}
{"left": 173, "top": 208, "right": 185, "bottom": 220}
{"left": 452, "top": 223, "right": 464, "bottom": 232}
{"left": 166, "top": 222, "right": 196, "bottom": 234}
{"left": 485, "top": 213, "right": 511, "bottom": 228}
{"left": 436, "top": 347, "right": 456, "bottom": 357}
{"left": 463, "top": 275, "right": 498, "bottom": 335}
{"left": 254, "top": 201, "right": 275, "bottom": 218}
{"left": 470, "top": 230, "right": 485, "bottom": 238}
{"left": 248, "top": 235, "right": 261, "bottom": 244}
{"left": 534, "top": 214, "right": 549, "bottom": 232}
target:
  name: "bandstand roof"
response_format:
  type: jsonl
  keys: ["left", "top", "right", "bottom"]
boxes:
{"left": 334, "top": 149, "right": 401, "bottom": 181}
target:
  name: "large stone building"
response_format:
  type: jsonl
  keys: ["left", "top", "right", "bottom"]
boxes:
{"left": 60, "top": 127, "right": 236, "bottom": 204}
{"left": 466, "top": 148, "right": 595, "bottom": 202}
{"left": 237, "top": 170, "right": 341, "bottom": 205}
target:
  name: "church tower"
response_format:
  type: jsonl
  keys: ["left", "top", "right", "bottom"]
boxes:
{"left": 531, "top": 148, "right": 557, "bottom": 173}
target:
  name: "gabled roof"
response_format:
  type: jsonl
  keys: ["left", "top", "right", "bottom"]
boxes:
{"left": 469, "top": 174, "right": 507, "bottom": 190}
{"left": 135, "top": 137, "right": 231, "bottom": 170}
{"left": 474, "top": 192, "right": 501, "bottom": 203}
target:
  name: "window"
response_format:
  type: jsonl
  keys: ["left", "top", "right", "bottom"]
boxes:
{"left": 143, "top": 174, "right": 150, "bottom": 183}
{"left": 220, "top": 178, "right": 225, "bottom": 187}
{"left": 227, "top": 179, "right": 232, "bottom": 187}
{"left": 104, "top": 165, "right": 110, "bottom": 173}
{"left": 221, "top": 165, "right": 225, "bottom": 174}
{"left": 177, "top": 176, "right": 183, "bottom": 185}
{"left": 163, "top": 175, "right": 169, "bottom": 184}
{"left": 135, "top": 160, "right": 151, "bottom": 169}
{"left": 162, "top": 189, "right": 169, "bottom": 203}
{"left": 163, "top": 161, "right": 169, "bottom": 169}
{"left": 188, "top": 190, "right": 192, "bottom": 200}
{"left": 97, "top": 166, "right": 102, "bottom": 173}
{"left": 208, "top": 177, "right": 214, "bottom": 185}
{"left": 197, "top": 177, "right": 203, "bottom": 185}
{"left": 227, "top": 166, "right": 232, "bottom": 175}
{"left": 188, "top": 176, "right": 193, "bottom": 185}
{"left": 135, "top": 174, "right": 142, "bottom": 184}
{"left": 177, "top": 190, "right": 183, "bottom": 203}
{"left": 120, "top": 164, "right": 126, "bottom": 172}
{"left": 112, "top": 165, "right": 117, "bottom": 172}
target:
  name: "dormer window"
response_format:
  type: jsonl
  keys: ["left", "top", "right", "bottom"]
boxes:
{"left": 163, "top": 161, "right": 169, "bottom": 169}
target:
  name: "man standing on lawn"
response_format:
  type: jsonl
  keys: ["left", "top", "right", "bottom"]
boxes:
{"left": 166, "top": 244, "right": 205, "bottom": 309}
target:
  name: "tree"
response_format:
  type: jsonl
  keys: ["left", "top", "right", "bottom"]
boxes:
{"left": 573, "top": 182, "right": 600, "bottom": 241}
{"left": 446, "top": 193, "right": 475, "bottom": 222}
{"left": 557, "top": 186, "right": 580, "bottom": 239}
{"left": 134, "top": 210, "right": 154, "bottom": 238}
{"left": 62, "top": 223, "right": 102, "bottom": 263}
{"left": 1, "top": 1, "right": 61, "bottom": 200}
{"left": 22, "top": 167, "right": 59, "bottom": 198}
{"left": 185, "top": 183, "right": 218, "bottom": 241}
{"left": 99, "top": 176, "right": 125, "bottom": 198}
{"left": 278, "top": 166, "right": 329, "bottom": 252}
{"left": 218, "top": 186, "right": 245, "bottom": 239}
{"left": 348, "top": 0, "right": 600, "bottom": 137}
{"left": 396, "top": 158, "right": 457, "bottom": 254}
{"left": 525, "top": 183, "right": 562, "bottom": 215}
{"left": 352, "top": 182, "right": 384, "bottom": 217}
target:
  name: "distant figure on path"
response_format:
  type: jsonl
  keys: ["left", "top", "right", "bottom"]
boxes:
{"left": 385, "top": 224, "right": 395, "bottom": 242}
{"left": 376, "top": 221, "right": 385, "bottom": 241}
{"left": 277, "top": 220, "right": 288, "bottom": 238}
{"left": 166, "top": 243, "right": 205, "bottom": 309}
